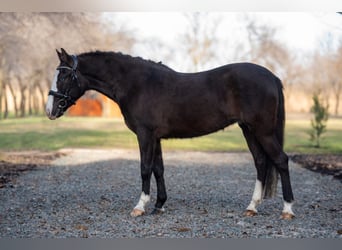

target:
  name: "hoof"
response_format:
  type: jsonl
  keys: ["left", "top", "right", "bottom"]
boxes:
{"left": 151, "top": 207, "right": 165, "bottom": 215}
{"left": 244, "top": 210, "right": 257, "bottom": 217}
{"left": 281, "top": 212, "right": 295, "bottom": 220}
{"left": 130, "top": 208, "right": 145, "bottom": 217}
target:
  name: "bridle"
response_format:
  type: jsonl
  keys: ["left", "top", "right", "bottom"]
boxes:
{"left": 48, "top": 55, "right": 79, "bottom": 109}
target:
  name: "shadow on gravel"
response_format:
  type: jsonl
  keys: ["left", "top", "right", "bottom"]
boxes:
{"left": 290, "top": 154, "right": 342, "bottom": 180}
{"left": 0, "top": 152, "right": 64, "bottom": 188}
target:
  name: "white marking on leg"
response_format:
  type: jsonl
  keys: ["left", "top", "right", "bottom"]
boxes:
{"left": 46, "top": 70, "right": 59, "bottom": 118}
{"left": 134, "top": 192, "right": 150, "bottom": 212}
{"left": 282, "top": 201, "right": 294, "bottom": 215}
{"left": 156, "top": 207, "right": 165, "bottom": 212}
{"left": 246, "top": 179, "right": 263, "bottom": 212}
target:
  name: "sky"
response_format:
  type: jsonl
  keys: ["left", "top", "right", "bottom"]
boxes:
{"left": 105, "top": 12, "right": 342, "bottom": 71}
{"left": 111, "top": 12, "right": 342, "bottom": 51}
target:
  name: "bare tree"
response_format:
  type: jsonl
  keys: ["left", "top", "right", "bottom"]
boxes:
{"left": 244, "top": 18, "right": 302, "bottom": 105}
{"left": 333, "top": 44, "right": 342, "bottom": 115}
{"left": 246, "top": 18, "right": 290, "bottom": 73}
{"left": 310, "top": 36, "right": 342, "bottom": 115}
{"left": 0, "top": 13, "right": 26, "bottom": 118}
{"left": 181, "top": 12, "right": 221, "bottom": 72}
{"left": 326, "top": 43, "right": 342, "bottom": 115}
{"left": 0, "top": 13, "right": 135, "bottom": 118}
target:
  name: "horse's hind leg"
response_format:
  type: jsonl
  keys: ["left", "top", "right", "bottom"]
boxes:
{"left": 239, "top": 123, "right": 267, "bottom": 216}
{"left": 256, "top": 134, "right": 295, "bottom": 219}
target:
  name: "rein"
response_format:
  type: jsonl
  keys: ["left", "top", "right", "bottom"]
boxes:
{"left": 48, "top": 55, "right": 79, "bottom": 109}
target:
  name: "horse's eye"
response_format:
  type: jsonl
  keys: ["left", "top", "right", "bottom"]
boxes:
{"left": 58, "top": 100, "right": 66, "bottom": 108}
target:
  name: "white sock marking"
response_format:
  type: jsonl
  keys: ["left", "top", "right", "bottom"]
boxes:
{"left": 246, "top": 179, "right": 263, "bottom": 212}
{"left": 46, "top": 70, "right": 59, "bottom": 118}
{"left": 282, "top": 201, "right": 294, "bottom": 215}
{"left": 134, "top": 192, "right": 150, "bottom": 212}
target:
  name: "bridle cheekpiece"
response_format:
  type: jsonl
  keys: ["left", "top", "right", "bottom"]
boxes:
{"left": 48, "top": 55, "right": 79, "bottom": 109}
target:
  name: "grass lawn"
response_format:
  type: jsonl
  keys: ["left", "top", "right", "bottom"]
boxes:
{"left": 0, "top": 116, "right": 341, "bottom": 154}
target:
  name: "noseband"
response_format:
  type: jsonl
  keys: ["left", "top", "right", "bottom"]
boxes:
{"left": 48, "top": 55, "right": 79, "bottom": 109}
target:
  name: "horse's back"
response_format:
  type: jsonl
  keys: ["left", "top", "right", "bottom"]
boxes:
{"left": 128, "top": 62, "right": 282, "bottom": 139}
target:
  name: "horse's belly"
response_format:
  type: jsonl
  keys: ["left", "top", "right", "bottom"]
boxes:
{"left": 160, "top": 113, "right": 236, "bottom": 139}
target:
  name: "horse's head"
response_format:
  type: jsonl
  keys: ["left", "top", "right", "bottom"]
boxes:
{"left": 46, "top": 48, "right": 86, "bottom": 120}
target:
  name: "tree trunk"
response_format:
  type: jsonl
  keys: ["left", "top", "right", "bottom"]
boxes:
{"left": 333, "top": 81, "right": 341, "bottom": 116}
{"left": 7, "top": 81, "right": 19, "bottom": 117}
{"left": 19, "top": 86, "right": 26, "bottom": 117}
{"left": 0, "top": 82, "right": 9, "bottom": 119}
{"left": 17, "top": 77, "right": 27, "bottom": 117}
{"left": 37, "top": 83, "right": 46, "bottom": 115}
{"left": 32, "top": 84, "right": 40, "bottom": 115}
{"left": 3, "top": 86, "right": 8, "bottom": 119}
{"left": 28, "top": 84, "right": 33, "bottom": 116}
{"left": 335, "top": 91, "right": 340, "bottom": 116}
{"left": 0, "top": 83, "right": 3, "bottom": 120}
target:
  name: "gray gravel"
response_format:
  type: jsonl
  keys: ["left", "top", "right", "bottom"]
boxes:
{"left": 0, "top": 149, "right": 341, "bottom": 238}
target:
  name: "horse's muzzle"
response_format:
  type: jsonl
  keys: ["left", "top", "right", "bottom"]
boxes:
{"left": 46, "top": 107, "right": 64, "bottom": 120}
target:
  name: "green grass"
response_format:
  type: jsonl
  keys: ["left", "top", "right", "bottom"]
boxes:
{"left": 0, "top": 116, "right": 341, "bottom": 154}
{"left": 284, "top": 118, "right": 342, "bottom": 154}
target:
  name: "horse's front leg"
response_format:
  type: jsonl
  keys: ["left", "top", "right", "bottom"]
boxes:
{"left": 151, "top": 139, "right": 167, "bottom": 214}
{"left": 130, "top": 129, "right": 155, "bottom": 217}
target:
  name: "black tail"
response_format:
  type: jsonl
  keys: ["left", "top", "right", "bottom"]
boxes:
{"left": 264, "top": 77, "right": 284, "bottom": 198}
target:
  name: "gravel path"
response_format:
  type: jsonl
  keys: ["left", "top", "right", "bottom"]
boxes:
{"left": 0, "top": 149, "right": 341, "bottom": 238}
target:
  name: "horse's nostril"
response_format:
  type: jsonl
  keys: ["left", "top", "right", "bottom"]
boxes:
{"left": 45, "top": 108, "right": 56, "bottom": 120}
{"left": 45, "top": 108, "right": 51, "bottom": 116}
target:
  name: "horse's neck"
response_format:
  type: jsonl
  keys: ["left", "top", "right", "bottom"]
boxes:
{"left": 85, "top": 76, "right": 117, "bottom": 101}
{"left": 81, "top": 54, "right": 132, "bottom": 103}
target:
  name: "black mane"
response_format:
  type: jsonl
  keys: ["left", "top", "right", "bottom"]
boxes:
{"left": 79, "top": 50, "right": 174, "bottom": 72}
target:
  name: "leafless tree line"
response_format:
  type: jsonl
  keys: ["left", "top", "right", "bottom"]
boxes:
{"left": 181, "top": 13, "right": 342, "bottom": 115}
{"left": 0, "top": 13, "right": 341, "bottom": 118}
{"left": 0, "top": 13, "right": 134, "bottom": 119}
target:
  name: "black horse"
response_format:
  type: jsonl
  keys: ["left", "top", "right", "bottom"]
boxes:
{"left": 46, "top": 48, "right": 294, "bottom": 219}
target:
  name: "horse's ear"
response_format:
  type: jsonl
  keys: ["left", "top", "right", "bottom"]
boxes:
{"left": 60, "top": 48, "right": 68, "bottom": 56}
{"left": 58, "top": 48, "right": 73, "bottom": 66}
{"left": 56, "top": 49, "right": 62, "bottom": 60}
